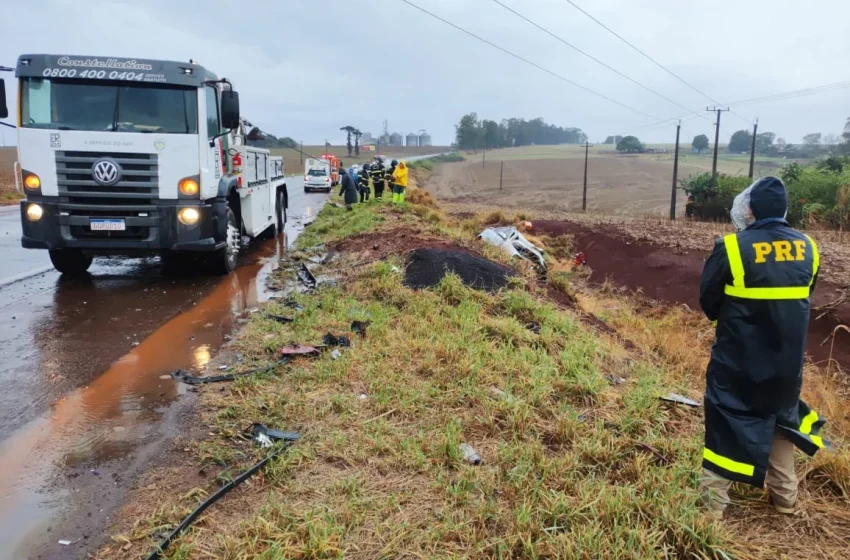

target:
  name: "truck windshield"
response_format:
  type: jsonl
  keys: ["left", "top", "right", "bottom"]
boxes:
{"left": 308, "top": 169, "right": 327, "bottom": 176}
{"left": 20, "top": 78, "right": 198, "bottom": 134}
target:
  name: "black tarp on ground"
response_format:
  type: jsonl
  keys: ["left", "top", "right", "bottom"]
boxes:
{"left": 404, "top": 248, "right": 513, "bottom": 291}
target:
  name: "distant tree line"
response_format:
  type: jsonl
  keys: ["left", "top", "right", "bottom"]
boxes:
{"left": 454, "top": 113, "right": 587, "bottom": 150}
{"left": 247, "top": 131, "right": 297, "bottom": 150}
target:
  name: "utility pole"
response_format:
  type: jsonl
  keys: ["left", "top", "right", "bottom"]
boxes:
{"left": 707, "top": 107, "right": 730, "bottom": 188}
{"left": 500, "top": 160, "right": 504, "bottom": 191}
{"left": 670, "top": 121, "right": 681, "bottom": 220}
{"left": 483, "top": 146, "right": 486, "bottom": 169}
{"left": 582, "top": 141, "right": 592, "bottom": 211}
{"left": 748, "top": 119, "right": 759, "bottom": 180}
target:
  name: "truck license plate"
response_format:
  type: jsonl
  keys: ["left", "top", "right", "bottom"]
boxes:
{"left": 90, "top": 219, "right": 126, "bottom": 232}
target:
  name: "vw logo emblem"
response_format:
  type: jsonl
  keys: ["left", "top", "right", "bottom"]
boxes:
{"left": 92, "top": 158, "right": 122, "bottom": 186}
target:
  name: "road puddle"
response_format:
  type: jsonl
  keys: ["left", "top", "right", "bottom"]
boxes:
{"left": 0, "top": 234, "right": 291, "bottom": 559}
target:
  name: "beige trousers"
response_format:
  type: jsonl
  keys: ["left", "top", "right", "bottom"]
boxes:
{"left": 701, "top": 431, "right": 798, "bottom": 512}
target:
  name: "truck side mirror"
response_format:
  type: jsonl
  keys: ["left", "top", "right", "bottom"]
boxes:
{"left": 220, "top": 90, "right": 240, "bottom": 130}
{"left": 0, "top": 79, "right": 8, "bottom": 120}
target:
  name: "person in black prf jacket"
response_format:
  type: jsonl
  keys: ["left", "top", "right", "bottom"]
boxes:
{"left": 699, "top": 176, "right": 828, "bottom": 519}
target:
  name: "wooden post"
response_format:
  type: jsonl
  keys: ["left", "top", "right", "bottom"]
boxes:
{"left": 500, "top": 160, "right": 503, "bottom": 191}
{"left": 670, "top": 121, "right": 681, "bottom": 220}
{"left": 582, "top": 142, "right": 591, "bottom": 211}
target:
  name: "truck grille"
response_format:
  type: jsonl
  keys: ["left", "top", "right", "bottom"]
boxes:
{"left": 55, "top": 151, "right": 159, "bottom": 206}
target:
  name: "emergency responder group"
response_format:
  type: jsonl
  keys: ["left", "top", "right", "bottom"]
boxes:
{"left": 339, "top": 155, "right": 409, "bottom": 207}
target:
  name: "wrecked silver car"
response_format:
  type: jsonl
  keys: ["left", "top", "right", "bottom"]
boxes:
{"left": 478, "top": 227, "right": 547, "bottom": 271}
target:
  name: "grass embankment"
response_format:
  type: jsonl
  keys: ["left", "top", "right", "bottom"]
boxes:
{"left": 98, "top": 183, "right": 850, "bottom": 559}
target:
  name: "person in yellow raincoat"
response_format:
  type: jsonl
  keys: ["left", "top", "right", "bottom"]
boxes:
{"left": 391, "top": 160, "right": 408, "bottom": 205}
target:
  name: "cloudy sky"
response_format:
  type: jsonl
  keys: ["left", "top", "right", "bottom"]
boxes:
{"left": 2, "top": 0, "right": 848, "bottom": 146}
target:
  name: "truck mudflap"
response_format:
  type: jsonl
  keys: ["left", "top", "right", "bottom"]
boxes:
{"left": 20, "top": 198, "right": 226, "bottom": 255}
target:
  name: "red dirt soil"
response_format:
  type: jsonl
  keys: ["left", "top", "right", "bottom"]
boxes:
{"left": 533, "top": 220, "right": 850, "bottom": 371}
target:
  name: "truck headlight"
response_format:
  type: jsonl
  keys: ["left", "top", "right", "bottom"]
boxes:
{"left": 24, "top": 173, "right": 41, "bottom": 190}
{"left": 178, "top": 207, "right": 200, "bottom": 225}
{"left": 26, "top": 203, "right": 44, "bottom": 221}
{"left": 179, "top": 178, "right": 199, "bottom": 196}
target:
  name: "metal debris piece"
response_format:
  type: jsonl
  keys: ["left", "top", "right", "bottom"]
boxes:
{"left": 459, "top": 443, "right": 481, "bottom": 465}
{"left": 351, "top": 320, "right": 371, "bottom": 335}
{"left": 250, "top": 424, "right": 301, "bottom": 448}
{"left": 264, "top": 313, "right": 294, "bottom": 324}
{"left": 605, "top": 374, "right": 627, "bottom": 386}
{"left": 526, "top": 321, "right": 541, "bottom": 334}
{"left": 171, "top": 361, "right": 286, "bottom": 385}
{"left": 283, "top": 300, "right": 305, "bottom": 312}
{"left": 323, "top": 333, "right": 351, "bottom": 348}
{"left": 660, "top": 393, "right": 701, "bottom": 407}
{"left": 331, "top": 349, "right": 342, "bottom": 360}
{"left": 280, "top": 345, "right": 321, "bottom": 358}
{"left": 297, "top": 264, "right": 317, "bottom": 289}
{"left": 478, "top": 226, "right": 547, "bottom": 271}
{"left": 58, "top": 540, "right": 73, "bottom": 546}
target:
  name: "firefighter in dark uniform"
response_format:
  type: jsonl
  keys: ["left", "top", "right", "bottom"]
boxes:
{"left": 699, "top": 176, "right": 828, "bottom": 518}
{"left": 357, "top": 164, "right": 371, "bottom": 203}
{"left": 369, "top": 157, "right": 387, "bottom": 200}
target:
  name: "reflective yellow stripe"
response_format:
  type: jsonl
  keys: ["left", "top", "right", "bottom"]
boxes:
{"left": 723, "top": 233, "right": 816, "bottom": 300}
{"left": 723, "top": 234, "right": 745, "bottom": 288}
{"left": 724, "top": 285, "right": 812, "bottom": 299}
{"left": 800, "top": 410, "right": 819, "bottom": 434}
{"left": 703, "top": 448, "right": 756, "bottom": 476}
{"left": 805, "top": 235, "right": 820, "bottom": 284}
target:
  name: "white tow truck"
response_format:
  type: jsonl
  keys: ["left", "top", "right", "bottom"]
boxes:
{"left": 2, "top": 54, "right": 288, "bottom": 275}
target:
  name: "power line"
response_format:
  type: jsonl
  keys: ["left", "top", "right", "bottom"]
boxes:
{"left": 397, "top": 0, "right": 660, "bottom": 120}
{"left": 488, "top": 0, "right": 711, "bottom": 121}
{"left": 560, "top": 0, "right": 753, "bottom": 125}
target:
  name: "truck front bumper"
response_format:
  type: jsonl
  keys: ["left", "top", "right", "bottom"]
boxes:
{"left": 20, "top": 198, "right": 226, "bottom": 256}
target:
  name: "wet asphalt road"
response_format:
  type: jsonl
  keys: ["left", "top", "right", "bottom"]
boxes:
{"left": 0, "top": 177, "right": 328, "bottom": 560}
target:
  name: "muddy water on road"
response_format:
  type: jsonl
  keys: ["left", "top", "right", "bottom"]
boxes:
{"left": 0, "top": 193, "right": 323, "bottom": 560}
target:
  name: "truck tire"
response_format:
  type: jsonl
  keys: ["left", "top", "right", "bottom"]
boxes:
{"left": 275, "top": 188, "right": 287, "bottom": 234}
{"left": 49, "top": 249, "right": 93, "bottom": 276}
{"left": 209, "top": 205, "right": 239, "bottom": 275}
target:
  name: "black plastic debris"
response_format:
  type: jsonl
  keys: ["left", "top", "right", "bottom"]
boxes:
{"left": 144, "top": 429, "right": 300, "bottom": 560}
{"left": 605, "top": 374, "right": 627, "bottom": 386}
{"left": 264, "top": 313, "right": 294, "bottom": 324}
{"left": 323, "top": 332, "right": 351, "bottom": 348}
{"left": 249, "top": 423, "right": 301, "bottom": 448}
{"left": 283, "top": 299, "right": 305, "bottom": 312}
{"left": 526, "top": 321, "right": 541, "bottom": 334}
{"left": 171, "top": 361, "right": 286, "bottom": 385}
{"left": 660, "top": 393, "right": 701, "bottom": 407}
{"left": 280, "top": 345, "right": 321, "bottom": 358}
{"left": 297, "top": 264, "right": 317, "bottom": 289}
{"left": 351, "top": 320, "right": 371, "bottom": 335}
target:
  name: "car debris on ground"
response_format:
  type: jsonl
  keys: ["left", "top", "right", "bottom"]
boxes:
{"left": 351, "top": 320, "right": 371, "bottom": 335}
{"left": 280, "top": 345, "right": 322, "bottom": 358}
{"left": 323, "top": 332, "right": 351, "bottom": 348}
{"left": 660, "top": 393, "right": 702, "bottom": 407}
{"left": 459, "top": 443, "right": 482, "bottom": 465}
{"left": 477, "top": 227, "right": 547, "bottom": 272}
{"left": 144, "top": 426, "right": 300, "bottom": 560}
{"left": 171, "top": 361, "right": 286, "bottom": 385}
{"left": 297, "top": 264, "right": 317, "bottom": 289}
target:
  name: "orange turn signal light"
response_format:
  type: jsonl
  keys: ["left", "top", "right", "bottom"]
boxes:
{"left": 179, "top": 178, "right": 199, "bottom": 196}
{"left": 24, "top": 174, "right": 41, "bottom": 190}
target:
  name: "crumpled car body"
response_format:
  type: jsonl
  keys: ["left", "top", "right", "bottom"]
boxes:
{"left": 478, "top": 227, "right": 547, "bottom": 271}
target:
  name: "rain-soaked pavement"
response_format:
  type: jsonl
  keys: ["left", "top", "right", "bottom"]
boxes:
{"left": 0, "top": 178, "right": 327, "bottom": 560}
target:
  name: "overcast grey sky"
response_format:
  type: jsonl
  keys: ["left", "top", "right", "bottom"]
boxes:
{"left": 2, "top": 0, "right": 848, "bottom": 146}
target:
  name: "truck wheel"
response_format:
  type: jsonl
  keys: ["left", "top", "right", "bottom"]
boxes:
{"left": 49, "top": 249, "right": 93, "bottom": 276}
{"left": 210, "top": 206, "right": 239, "bottom": 275}
{"left": 275, "top": 188, "right": 287, "bottom": 233}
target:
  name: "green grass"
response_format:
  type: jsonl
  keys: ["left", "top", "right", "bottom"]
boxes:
{"left": 103, "top": 198, "right": 850, "bottom": 560}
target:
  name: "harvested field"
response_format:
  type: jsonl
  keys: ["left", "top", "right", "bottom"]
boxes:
{"left": 532, "top": 219, "right": 850, "bottom": 372}
{"left": 427, "top": 145, "right": 788, "bottom": 217}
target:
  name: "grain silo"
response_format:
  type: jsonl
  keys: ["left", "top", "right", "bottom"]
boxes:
{"left": 418, "top": 131, "right": 432, "bottom": 147}
{"left": 390, "top": 132, "right": 403, "bottom": 147}
{"left": 406, "top": 133, "right": 419, "bottom": 147}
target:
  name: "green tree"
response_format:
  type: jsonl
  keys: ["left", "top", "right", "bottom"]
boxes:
{"left": 803, "top": 132, "right": 822, "bottom": 146}
{"left": 340, "top": 126, "right": 356, "bottom": 157}
{"left": 455, "top": 113, "right": 481, "bottom": 150}
{"left": 728, "top": 130, "right": 752, "bottom": 153}
{"left": 616, "top": 136, "right": 644, "bottom": 153}
{"left": 756, "top": 132, "right": 776, "bottom": 150}
{"left": 353, "top": 129, "right": 362, "bottom": 157}
{"left": 692, "top": 134, "right": 709, "bottom": 153}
